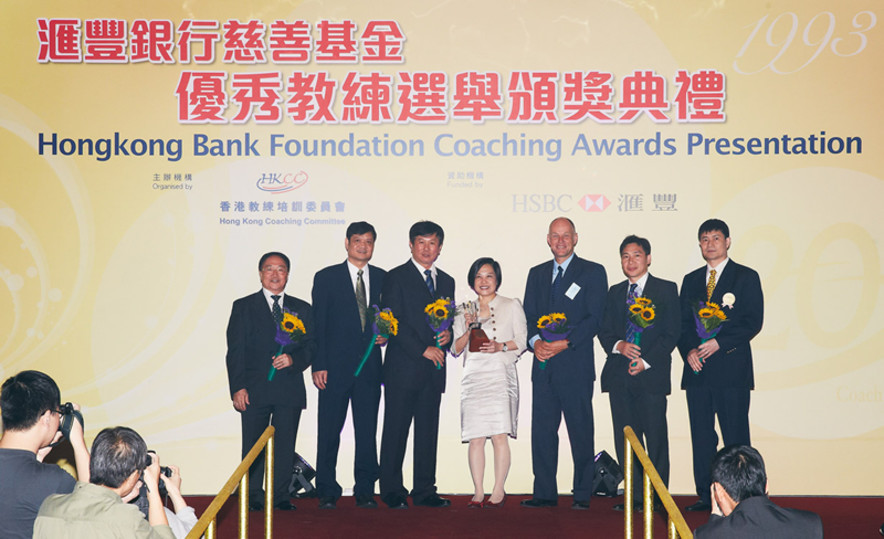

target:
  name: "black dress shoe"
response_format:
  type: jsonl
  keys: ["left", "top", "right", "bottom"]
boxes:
{"left": 385, "top": 496, "right": 408, "bottom": 509}
{"left": 318, "top": 497, "right": 336, "bottom": 509}
{"left": 612, "top": 503, "right": 642, "bottom": 512}
{"left": 414, "top": 494, "right": 451, "bottom": 508}
{"left": 248, "top": 500, "right": 264, "bottom": 511}
{"left": 274, "top": 500, "right": 297, "bottom": 511}
{"left": 355, "top": 494, "right": 378, "bottom": 508}
{"left": 571, "top": 499, "right": 590, "bottom": 510}
{"left": 520, "top": 498, "right": 557, "bottom": 508}
{"left": 685, "top": 500, "right": 711, "bottom": 512}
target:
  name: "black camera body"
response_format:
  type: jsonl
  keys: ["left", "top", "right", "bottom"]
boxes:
{"left": 132, "top": 457, "right": 174, "bottom": 518}
{"left": 48, "top": 402, "right": 84, "bottom": 448}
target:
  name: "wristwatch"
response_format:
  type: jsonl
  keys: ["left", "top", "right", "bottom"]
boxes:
{"left": 501, "top": 343, "right": 508, "bottom": 352}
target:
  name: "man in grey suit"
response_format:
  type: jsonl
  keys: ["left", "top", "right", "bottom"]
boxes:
{"left": 599, "top": 235, "right": 679, "bottom": 512}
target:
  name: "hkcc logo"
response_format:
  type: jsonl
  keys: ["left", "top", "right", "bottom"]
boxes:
{"left": 256, "top": 171, "right": 308, "bottom": 193}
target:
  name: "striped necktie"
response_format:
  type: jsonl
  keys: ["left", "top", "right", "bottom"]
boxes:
{"left": 356, "top": 269, "right": 367, "bottom": 330}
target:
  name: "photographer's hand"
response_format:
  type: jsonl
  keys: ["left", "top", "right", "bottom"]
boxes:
{"left": 161, "top": 465, "right": 189, "bottom": 514}
{"left": 36, "top": 431, "right": 63, "bottom": 462}
{"left": 144, "top": 453, "right": 169, "bottom": 527}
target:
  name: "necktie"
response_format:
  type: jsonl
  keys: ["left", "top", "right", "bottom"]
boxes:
{"left": 425, "top": 269, "right": 435, "bottom": 297}
{"left": 271, "top": 295, "right": 283, "bottom": 325}
{"left": 706, "top": 269, "right": 717, "bottom": 301}
{"left": 356, "top": 269, "right": 367, "bottom": 330}
{"left": 625, "top": 283, "right": 638, "bottom": 343}
{"left": 551, "top": 266, "right": 564, "bottom": 299}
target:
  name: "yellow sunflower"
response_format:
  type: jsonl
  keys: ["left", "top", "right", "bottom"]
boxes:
{"left": 434, "top": 306, "right": 448, "bottom": 318}
{"left": 640, "top": 307, "right": 655, "bottom": 322}
{"left": 635, "top": 297, "right": 652, "bottom": 306}
{"left": 537, "top": 315, "right": 552, "bottom": 329}
{"left": 706, "top": 301, "right": 721, "bottom": 311}
{"left": 698, "top": 307, "right": 714, "bottom": 319}
{"left": 629, "top": 304, "right": 644, "bottom": 315}
{"left": 714, "top": 309, "right": 727, "bottom": 320}
{"left": 282, "top": 312, "right": 305, "bottom": 333}
{"left": 550, "top": 313, "right": 566, "bottom": 322}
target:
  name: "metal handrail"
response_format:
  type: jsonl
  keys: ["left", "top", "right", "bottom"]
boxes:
{"left": 623, "top": 426, "right": 693, "bottom": 539}
{"left": 186, "top": 425, "right": 276, "bottom": 539}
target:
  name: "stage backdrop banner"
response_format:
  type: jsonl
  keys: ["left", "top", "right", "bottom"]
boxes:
{"left": 1, "top": 0, "right": 882, "bottom": 496}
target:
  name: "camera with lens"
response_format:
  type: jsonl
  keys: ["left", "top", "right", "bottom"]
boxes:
{"left": 132, "top": 453, "right": 173, "bottom": 517}
{"left": 49, "top": 402, "right": 84, "bottom": 448}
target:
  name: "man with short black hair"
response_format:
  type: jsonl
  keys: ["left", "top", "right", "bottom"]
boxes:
{"left": 678, "top": 219, "right": 764, "bottom": 512}
{"left": 599, "top": 235, "right": 679, "bottom": 512}
{"left": 695, "top": 445, "right": 822, "bottom": 538}
{"left": 226, "top": 251, "right": 316, "bottom": 511}
{"left": 379, "top": 220, "right": 455, "bottom": 509}
{"left": 0, "top": 370, "right": 90, "bottom": 539}
{"left": 312, "top": 221, "right": 386, "bottom": 509}
{"left": 33, "top": 426, "right": 173, "bottom": 538}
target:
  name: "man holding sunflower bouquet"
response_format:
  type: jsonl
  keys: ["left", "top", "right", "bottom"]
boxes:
{"left": 599, "top": 235, "right": 680, "bottom": 512}
{"left": 226, "top": 251, "right": 315, "bottom": 511}
{"left": 379, "top": 221, "right": 455, "bottom": 509}
{"left": 677, "top": 219, "right": 764, "bottom": 513}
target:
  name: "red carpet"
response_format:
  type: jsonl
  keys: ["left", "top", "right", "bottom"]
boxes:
{"left": 185, "top": 494, "right": 882, "bottom": 538}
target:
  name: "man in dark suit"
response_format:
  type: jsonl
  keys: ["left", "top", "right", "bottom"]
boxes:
{"left": 312, "top": 222, "right": 386, "bottom": 509}
{"left": 521, "top": 217, "right": 607, "bottom": 509}
{"left": 599, "top": 235, "right": 680, "bottom": 511}
{"left": 226, "top": 251, "right": 315, "bottom": 511}
{"left": 695, "top": 445, "right": 822, "bottom": 538}
{"left": 678, "top": 219, "right": 763, "bottom": 512}
{"left": 379, "top": 221, "right": 454, "bottom": 509}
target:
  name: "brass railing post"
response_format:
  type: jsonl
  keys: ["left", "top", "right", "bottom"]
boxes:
{"left": 265, "top": 434, "right": 274, "bottom": 539}
{"left": 622, "top": 426, "right": 694, "bottom": 539}
{"left": 624, "top": 438, "right": 634, "bottom": 539}
{"left": 239, "top": 474, "right": 248, "bottom": 539}
{"left": 186, "top": 426, "right": 277, "bottom": 539}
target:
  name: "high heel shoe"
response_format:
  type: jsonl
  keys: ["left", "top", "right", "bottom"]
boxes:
{"left": 485, "top": 494, "right": 506, "bottom": 508}
{"left": 467, "top": 499, "right": 484, "bottom": 508}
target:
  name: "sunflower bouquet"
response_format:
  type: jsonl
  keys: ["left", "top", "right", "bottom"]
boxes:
{"left": 536, "top": 312, "right": 571, "bottom": 370}
{"left": 355, "top": 305, "right": 399, "bottom": 377}
{"left": 626, "top": 296, "right": 656, "bottom": 346}
{"left": 270, "top": 308, "right": 306, "bottom": 381}
{"left": 425, "top": 297, "right": 457, "bottom": 369}
{"left": 693, "top": 300, "right": 727, "bottom": 342}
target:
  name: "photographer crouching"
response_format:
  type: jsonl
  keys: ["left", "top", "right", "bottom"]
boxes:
{"left": 33, "top": 426, "right": 174, "bottom": 539}
{"left": 0, "top": 370, "right": 90, "bottom": 539}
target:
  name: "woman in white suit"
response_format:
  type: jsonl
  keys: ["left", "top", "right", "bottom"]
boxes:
{"left": 452, "top": 257, "right": 527, "bottom": 508}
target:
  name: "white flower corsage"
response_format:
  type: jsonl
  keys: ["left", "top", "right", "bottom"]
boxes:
{"left": 722, "top": 292, "right": 735, "bottom": 309}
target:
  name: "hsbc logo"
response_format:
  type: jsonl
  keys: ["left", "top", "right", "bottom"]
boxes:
{"left": 512, "top": 194, "right": 610, "bottom": 213}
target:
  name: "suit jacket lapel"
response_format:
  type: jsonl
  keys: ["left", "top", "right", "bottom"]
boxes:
{"left": 254, "top": 291, "right": 276, "bottom": 339}
{"left": 711, "top": 262, "right": 736, "bottom": 304}
{"left": 613, "top": 280, "right": 629, "bottom": 337}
